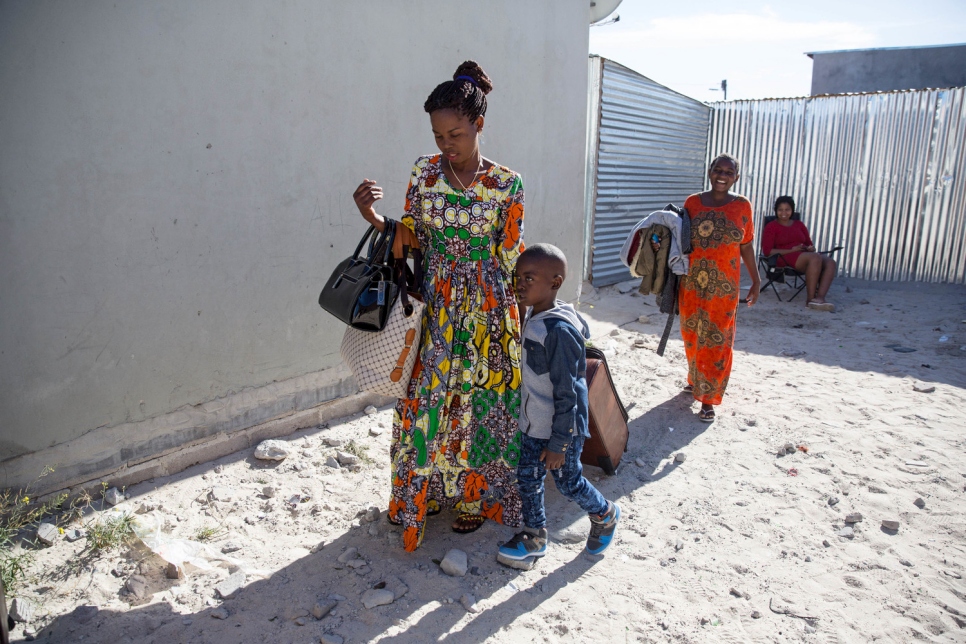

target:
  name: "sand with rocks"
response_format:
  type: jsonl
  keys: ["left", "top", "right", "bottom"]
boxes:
{"left": 6, "top": 277, "right": 966, "bottom": 643}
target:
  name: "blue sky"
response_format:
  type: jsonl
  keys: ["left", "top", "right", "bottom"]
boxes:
{"left": 588, "top": 0, "right": 966, "bottom": 102}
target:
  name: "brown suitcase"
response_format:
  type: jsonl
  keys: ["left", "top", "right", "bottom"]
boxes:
{"left": 581, "top": 346, "right": 629, "bottom": 475}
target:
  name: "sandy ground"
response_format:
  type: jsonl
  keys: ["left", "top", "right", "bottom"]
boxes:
{"left": 6, "top": 276, "right": 966, "bottom": 644}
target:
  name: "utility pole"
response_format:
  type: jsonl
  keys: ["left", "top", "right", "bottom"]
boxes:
{"left": 709, "top": 79, "right": 728, "bottom": 101}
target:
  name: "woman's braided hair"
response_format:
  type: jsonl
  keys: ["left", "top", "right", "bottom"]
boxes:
{"left": 424, "top": 61, "right": 493, "bottom": 120}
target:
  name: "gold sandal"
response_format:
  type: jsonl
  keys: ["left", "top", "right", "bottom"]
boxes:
{"left": 452, "top": 513, "right": 486, "bottom": 534}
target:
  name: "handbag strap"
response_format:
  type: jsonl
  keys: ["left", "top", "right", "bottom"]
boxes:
{"left": 350, "top": 225, "right": 379, "bottom": 262}
{"left": 364, "top": 218, "right": 396, "bottom": 269}
{"left": 332, "top": 221, "right": 397, "bottom": 290}
{"left": 393, "top": 237, "right": 424, "bottom": 316}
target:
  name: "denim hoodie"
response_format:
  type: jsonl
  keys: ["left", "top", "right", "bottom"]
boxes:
{"left": 519, "top": 300, "right": 591, "bottom": 454}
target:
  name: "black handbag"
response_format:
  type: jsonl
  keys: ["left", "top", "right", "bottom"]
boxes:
{"left": 318, "top": 220, "right": 399, "bottom": 332}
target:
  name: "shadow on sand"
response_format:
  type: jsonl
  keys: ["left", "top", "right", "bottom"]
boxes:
{"left": 28, "top": 388, "right": 712, "bottom": 644}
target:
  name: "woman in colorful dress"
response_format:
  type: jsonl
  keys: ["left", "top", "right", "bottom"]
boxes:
{"left": 679, "top": 153, "right": 760, "bottom": 423}
{"left": 352, "top": 61, "right": 524, "bottom": 551}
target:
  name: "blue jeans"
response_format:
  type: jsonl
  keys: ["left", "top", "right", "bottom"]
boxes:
{"left": 517, "top": 432, "right": 609, "bottom": 530}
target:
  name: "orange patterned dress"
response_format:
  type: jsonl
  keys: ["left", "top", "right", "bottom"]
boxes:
{"left": 679, "top": 194, "right": 754, "bottom": 406}
{"left": 388, "top": 154, "right": 524, "bottom": 551}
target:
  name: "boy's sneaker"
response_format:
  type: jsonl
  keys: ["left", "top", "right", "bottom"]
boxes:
{"left": 497, "top": 528, "right": 548, "bottom": 563}
{"left": 586, "top": 501, "right": 620, "bottom": 555}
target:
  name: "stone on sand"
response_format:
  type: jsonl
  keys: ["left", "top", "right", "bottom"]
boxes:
{"left": 312, "top": 599, "right": 338, "bottom": 619}
{"left": 214, "top": 571, "right": 247, "bottom": 599}
{"left": 460, "top": 593, "right": 480, "bottom": 613}
{"left": 221, "top": 541, "right": 242, "bottom": 554}
{"left": 337, "top": 547, "right": 359, "bottom": 563}
{"left": 35, "top": 522, "right": 59, "bottom": 545}
{"left": 124, "top": 575, "right": 149, "bottom": 600}
{"left": 361, "top": 588, "right": 394, "bottom": 608}
{"left": 254, "top": 439, "right": 290, "bottom": 461}
{"left": 64, "top": 528, "right": 86, "bottom": 542}
{"left": 104, "top": 487, "right": 125, "bottom": 506}
{"left": 336, "top": 451, "right": 360, "bottom": 466}
{"left": 440, "top": 549, "right": 468, "bottom": 577}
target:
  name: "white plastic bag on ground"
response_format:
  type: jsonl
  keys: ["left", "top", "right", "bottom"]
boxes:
{"left": 95, "top": 506, "right": 266, "bottom": 577}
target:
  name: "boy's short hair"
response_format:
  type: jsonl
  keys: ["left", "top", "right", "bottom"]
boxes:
{"left": 519, "top": 243, "right": 568, "bottom": 280}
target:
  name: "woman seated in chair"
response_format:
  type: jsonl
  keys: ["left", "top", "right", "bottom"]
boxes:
{"left": 761, "top": 196, "right": 837, "bottom": 311}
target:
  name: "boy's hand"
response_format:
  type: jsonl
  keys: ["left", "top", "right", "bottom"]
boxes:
{"left": 540, "top": 449, "right": 566, "bottom": 471}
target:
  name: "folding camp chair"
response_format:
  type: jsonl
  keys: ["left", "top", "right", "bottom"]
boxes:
{"left": 758, "top": 212, "right": 842, "bottom": 302}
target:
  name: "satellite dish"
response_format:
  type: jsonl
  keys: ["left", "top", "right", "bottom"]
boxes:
{"left": 589, "top": 0, "right": 622, "bottom": 24}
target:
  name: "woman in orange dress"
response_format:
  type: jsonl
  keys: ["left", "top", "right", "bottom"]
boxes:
{"left": 679, "top": 154, "right": 761, "bottom": 422}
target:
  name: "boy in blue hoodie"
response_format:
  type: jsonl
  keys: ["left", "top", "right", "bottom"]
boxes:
{"left": 497, "top": 244, "right": 620, "bottom": 567}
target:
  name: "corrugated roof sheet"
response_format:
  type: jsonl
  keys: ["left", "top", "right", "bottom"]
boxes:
{"left": 708, "top": 87, "right": 966, "bottom": 283}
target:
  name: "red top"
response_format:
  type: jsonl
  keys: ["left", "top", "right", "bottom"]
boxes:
{"left": 762, "top": 220, "right": 813, "bottom": 268}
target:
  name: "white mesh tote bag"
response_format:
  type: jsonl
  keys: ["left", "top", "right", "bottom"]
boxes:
{"left": 340, "top": 289, "right": 424, "bottom": 398}
{"left": 339, "top": 221, "right": 425, "bottom": 398}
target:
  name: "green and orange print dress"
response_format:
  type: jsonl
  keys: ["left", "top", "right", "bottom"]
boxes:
{"left": 388, "top": 154, "right": 524, "bottom": 551}
{"left": 679, "top": 193, "right": 754, "bottom": 406}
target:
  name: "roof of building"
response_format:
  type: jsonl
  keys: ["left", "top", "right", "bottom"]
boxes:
{"left": 806, "top": 42, "right": 966, "bottom": 58}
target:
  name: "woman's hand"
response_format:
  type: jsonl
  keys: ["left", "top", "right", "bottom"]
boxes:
{"left": 739, "top": 242, "right": 761, "bottom": 307}
{"left": 353, "top": 179, "right": 384, "bottom": 226}
{"left": 744, "top": 282, "right": 760, "bottom": 306}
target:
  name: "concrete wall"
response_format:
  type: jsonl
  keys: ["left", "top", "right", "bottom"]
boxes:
{"left": 810, "top": 44, "right": 966, "bottom": 95}
{"left": 0, "top": 0, "right": 590, "bottom": 492}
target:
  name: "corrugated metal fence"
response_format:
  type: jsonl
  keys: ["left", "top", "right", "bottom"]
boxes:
{"left": 586, "top": 57, "right": 711, "bottom": 285}
{"left": 709, "top": 88, "right": 966, "bottom": 283}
